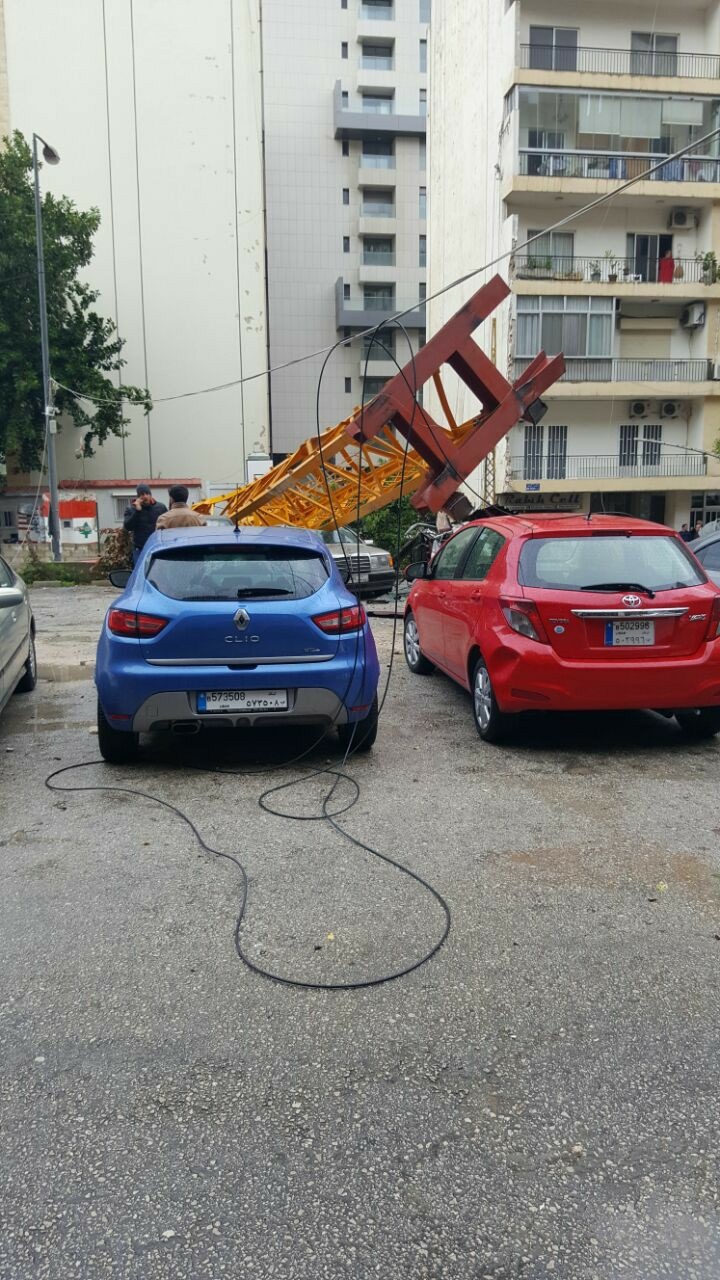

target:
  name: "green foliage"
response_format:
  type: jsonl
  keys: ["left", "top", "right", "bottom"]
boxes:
{"left": 20, "top": 556, "right": 97, "bottom": 586}
{"left": 360, "top": 496, "right": 422, "bottom": 552}
{"left": 0, "top": 132, "right": 151, "bottom": 471}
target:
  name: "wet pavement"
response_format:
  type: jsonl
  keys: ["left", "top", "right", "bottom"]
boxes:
{"left": 1, "top": 589, "right": 719, "bottom": 1278}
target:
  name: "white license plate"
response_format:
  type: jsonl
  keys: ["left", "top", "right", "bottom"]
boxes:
{"left": 604, "top": 620, "right": 655, "bottom": 647}
{"left": 197, "top": 689, "right": 288, "bottom": 713}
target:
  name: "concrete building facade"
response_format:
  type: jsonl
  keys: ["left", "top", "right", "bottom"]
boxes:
{"left": 429, "top": 0, "right": 720, "bottom": 530}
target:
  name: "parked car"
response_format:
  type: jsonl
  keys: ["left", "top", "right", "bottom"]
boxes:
{"left": 691, "top": 528, "right": 720, "bottom": 587}
{"left": 403, "top": 513, "right": 720, "bottom": 743}
{"left": 96, "top": 526, "right": 380, "bottom": 762}
{"left": 0, "top": 556, "right": 36, "bottom": 718}
{"left": 318, "top": 526, "right": 395, "bottom": 599}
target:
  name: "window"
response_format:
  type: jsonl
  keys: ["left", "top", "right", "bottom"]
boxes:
{"left": 420, "top": 39, "right": 427, "bottom": 72}
{"left": 642, "top": 423, "right": 662, "bottom": 467}
{"left": 419, "top": 186, "right": 427, "bottom": 218}
{"left": 419, "top": 282, "right": 426, "bottom": 302}
{"left": 342, "top": 187, "right": 350, "bottom": 205}
{"left": 432, "top": 527, "right": 478, "bottom": 580}
{"left": 343, "top": 326, "right": 352, "bottom": 345}
{"left": 362, "top": 92, "right": 394, "bottom": 114}
{"left": 361, "top": 42, "right": 393, "bottom": 69}
{"left": 361, "top": 188, "right": 394, "bottom": 216}
{"left": 419, "top": 88, "right": 427, "bottom": 117}
{"left": 461, "top": 529, "right": 505, "bottom": 580}
{"left": 519, "top": 536, "right": 703, "bottom": 593}
{"left": 341, "top": 41, "right": 348, "bottom": 58}
{"left": 419, "top": 0, "right": 430, "bottom": 20}
{"left": 516, "top": 296, "right": 613, "bottom": 363}
{"left": 547, "top": 424, "right": 568, "bottom": 480}
{"left": 362, "top": 235, "right": 394, "bottom": 264}
{"left": 345, "top": 377, "right": 352, "bottom": 393}
{"left": 147, "top": 545, "right": 330, "bottom": 603}
{"left": 619, "top": 424, "right": 639, "bottom": 468}
{"left": 626, "top": 233, "right": 674, "bottom": 283}
{"left": 342, "top": 139, "right": 350, "bottom": 156}
{"left": 361, "top": 138, "right": 394, "bottom": 168}
{"left": 0, "top": 556, "right": 14, "bottom": 587}
{"left": 341, "top": 0, "right": 347, "bottom": 7}
{"left": 344, "top": 283, "right": 351, "bottom": 300}
{"left": 343, "top": 236, "right": 350, "bottom": 253}
{"left": 361, "top": 375, "right": 389, "bottom": 398}
{"left": 527, "top": 229, "right": 574, "bottom": 276}
{"left": 361, "top": 0, "right": 393, "bottom": 16}
{"left": 341, "top": 90, "right": 349, "bottom": 106}
{"left": 419, "top": 234, "right": 427, "bottom": 267}
{"left": 363, "top": 283, "right": 395, "bottom": 310}
{"left": 631, "top": 32, "right": 678, "bottom": 77}
{"left": 528, "top": 26, "right": 578, "bottom": 73}
{"left": 2, "top": 511, "right": 13, "bottom": 527}
{"left": 113, "top": 495, "right": 134, "bottom": 520}
{"left": 524, "top": 423, "right": 544, "bottom": 479}
{"left": 362, "top": 327, "right": 395, "bottom": 360}
{"left": 419, "top": 137, "right": 426, "bottom": 169}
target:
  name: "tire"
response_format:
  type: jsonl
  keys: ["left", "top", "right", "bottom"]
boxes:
{"left": 97, "top": 699, "right": 140, "bottom": 763}
{"left": 404, "top": 612, "right": 434, "bottom": 675}
{"left": 675, "top": 708, "right": 720, "bottom": 740}
{"left": 338, "top": 694, "right": 378, "bottom": 754}
{"left": 16, "top": 632, "right": 37, "bottom": 694}
{"left": 471, "top": 658, "right": 510, "bottom": 744}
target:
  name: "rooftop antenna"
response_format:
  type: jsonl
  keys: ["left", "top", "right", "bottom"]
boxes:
{"left": 233, "top": 484, "right": 241, "bottom": 534}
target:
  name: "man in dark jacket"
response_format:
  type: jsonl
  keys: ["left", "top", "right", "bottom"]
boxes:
{"left": 123, "top": 484, "right": 167, "bottom": 564}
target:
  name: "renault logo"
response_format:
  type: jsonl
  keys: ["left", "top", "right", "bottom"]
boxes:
{"left": 233, "top": 607, "right": 251, "bottom": 631}
{"left": 622, "top": 594, "right": 642, "bottom": 608}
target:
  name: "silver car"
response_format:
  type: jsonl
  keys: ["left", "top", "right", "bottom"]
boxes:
{"left": 692, "top": 530, "right": 720, "bottom": 587}
{"left": 0, "top": 556, "right": 36, "bottom": 717}
{"left": 318, "top": 526, "right": 395, "bottom": 599}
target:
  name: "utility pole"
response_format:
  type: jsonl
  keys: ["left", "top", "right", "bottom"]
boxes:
{"left": 32, "top": 133, "right": 62, "bottom": 563}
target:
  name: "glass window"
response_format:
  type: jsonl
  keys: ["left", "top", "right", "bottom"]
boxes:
{"left": 361, "top": 189, "right": 394, "bottom": 215}
{"left": 419, "top": 137, "right": 426, "bottom": 169}
{"left": 0, "top": 556, "right": 15, "bottom": 588}
{"left": 344, "top": 377, "right": 352, "bottom": 393}
{"left": 631, "top": 32, "right": 678, "bottom": 77}
{"left": 432, "top": 527, "right": 478, "bottom": 580}
{"left": 524, "top": 423, "right": 544, "bottom": 479}
{"left": 519, "top": 535, "right": 704, "bottom": 592}
{"left": 361, "top": 138, "right": 394, "bottom": 168}
{"left": 516, "top": 296, "right": 613, "bottom": 360}
{"left": 419, "top": 0, "right": 430, "bottom": 21}
{"left": 420, "top": 39, "right": 427, "bottom": 72}
{"left": 342, "top": 187, "right": 350, "bottom": 205}
{"left": 363, "top": 284, "right": 394, "bottom": 309}
{"left": 419, "top": 234, "right": 427, "bottom": 266}
{"left": 147, "top": 546, "right": 330, "bottom": 602}
{"left": 341, "top": 41, "right": 348, "bottom": 58}
{"left": 461, "top": 529, "right": 505, "bottom": 580}
{"left": 361, "top": 42, "right": 394, "bottom": 69}
{"left": 419, "top": 185, "right": 427, "bottom": 218}
{"left": 362, "top": 92, "right": 394, "bottom": 115}
{"left": 419, "top": 89, "right": 427, "bottom": 117}
{"left": 362, "top": 235, "right": 394, "bottom": 264}
{"left": 619, "top": 424, "right": 638, "bottom": 467}
{"left": 343, "top": 236, "right": 350, "bottom": 253}
{"left": 362, "top": 327, "right": 395, "bottom": 359}
{"left": 547, "top": 424, "right": 567, "bottom": 480}
{"left": 528, "top": 26, "right": 577, "bottom": 73}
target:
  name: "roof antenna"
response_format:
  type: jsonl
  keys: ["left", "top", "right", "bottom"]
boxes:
{"left": 233, "top": 486, "right": 241, "bottom": 535}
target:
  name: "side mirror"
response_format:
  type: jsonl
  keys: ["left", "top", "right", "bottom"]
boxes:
{"left": 109, "top": 569, "right": 131, "bottom": 588}
{"left": 404, "top": 561, "right": 429, "bottom": 583}
{"left": 0, "top": 587, "right": 24, "bottom": 609}
{"left": 363, "top": 539, "right": 373, "bottom": 545}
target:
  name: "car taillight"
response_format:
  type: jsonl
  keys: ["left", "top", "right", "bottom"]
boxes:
{"left": 107, "top": 608, "right": 168, "bottom": 637}
{"left": 705, "top": 596, "right": 720, "bottom": 641}
{"left": 499, "top": 597, "right": 549, "bottom": 645}
{"left": 312, "top": 605, "right": 366, "bottom": 634}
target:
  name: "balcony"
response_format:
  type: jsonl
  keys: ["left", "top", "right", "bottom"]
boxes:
{"left": 333, "top": 81, "right": 425, "bottom": 140}
{"left": 514, "top": 357, "right": 711, "bottom": 384}
{"left": 360, "top": 55, "right": 394, "bottom": 70}
{"left": 518, "top": 150, "right": 720, "bottom": 184}
{"left": 510, "top": 453, "right": 708, "bottom": 481}
{"left": 518, "top": 44, "right": 720, "bottom": 80}
{"left": 360, "top": 3, "right": 393, "bottom": 17}
{"left": 335, "top": 277, "right": 426, "bottom": 330}
{"left": 362, "top": 250, "right": 395, "bottom": 266}
{"left": 360, "top": 198, "right": 395, "bottom": 218}
{"left": 513, "top": 256, "right": 706, "bottom": 286}
{"left": 359, "top": 154, "right": 395, "bottom": 169}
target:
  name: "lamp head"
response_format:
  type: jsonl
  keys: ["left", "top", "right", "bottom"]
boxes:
{"left": 42, "top": 144, "right": 60, "bottom": 166}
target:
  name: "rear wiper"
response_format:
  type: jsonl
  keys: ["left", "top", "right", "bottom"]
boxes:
{"left": 580, "top": 581, "right": 656, "bottom": 598}
{"left": 236, "top": 587, "right": 293, "bottom": 598}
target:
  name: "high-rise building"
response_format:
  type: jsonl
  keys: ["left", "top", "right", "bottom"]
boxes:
{"left": 262, "top": 0, "right": 430, "bottom": 456}
{"left": 429, "top": 0, "right": 720, "bottom": 529}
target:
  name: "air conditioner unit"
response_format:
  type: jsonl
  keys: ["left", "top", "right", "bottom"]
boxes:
{"left": 680, "top": 302, "right": 706, "bottom": 329}
{"left": 660, "top": 400, "right": 683, "bottom": 419}
{"left": 712, "top": 362, "right": 720, "bottom": 381}
{"left": 668, "top": 208, "right": 698, "bottom": 230}
{"left": 629, "top": 399, "right": 651, "bottom": 418}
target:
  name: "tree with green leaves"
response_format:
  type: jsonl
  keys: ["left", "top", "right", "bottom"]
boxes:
{"left": 0, "top": 131, "right": 150, "bottom": 473}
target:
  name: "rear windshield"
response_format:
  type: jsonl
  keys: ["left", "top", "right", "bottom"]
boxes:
{"left": 518, "top": 535, "right": 705, "bottom": 593}
{"left": 147, "top": 545, "right": 330, "bottom": 601}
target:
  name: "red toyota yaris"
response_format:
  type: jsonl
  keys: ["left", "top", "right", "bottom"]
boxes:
{"left": 404, "top": 514, "right": 720, "bottom": 743}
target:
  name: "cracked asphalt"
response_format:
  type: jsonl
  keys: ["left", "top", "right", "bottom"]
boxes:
{"left": 1, "top": 587, "right": 719, "bottom": 1278}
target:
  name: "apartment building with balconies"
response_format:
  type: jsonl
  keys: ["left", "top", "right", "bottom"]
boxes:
{"left": 429, "top": 0, "right": 720, "bottom": 529}
{"left": 262, "top": 0, "right": 429, "bottom": 454}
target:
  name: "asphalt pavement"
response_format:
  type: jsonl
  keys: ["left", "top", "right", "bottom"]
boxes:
{"left": 1, "top": 587, "right": 719, "bottom": 1278}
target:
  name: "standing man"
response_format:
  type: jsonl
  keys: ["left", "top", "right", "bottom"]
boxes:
{"left": 155, "top": 486, "right": 206, "bottom": 529}
{"left": 679, "top": 522, "right": 693, "bottom": 542}
{"left": 123, "top": 484, "right": 167, "bottom": 565}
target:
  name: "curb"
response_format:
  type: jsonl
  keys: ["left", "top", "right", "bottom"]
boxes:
{"left": 38, "top": 662, "right": 94, "bottom": 683}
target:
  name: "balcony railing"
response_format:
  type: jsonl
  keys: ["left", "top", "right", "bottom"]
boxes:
{"left": 511, "top": 453, "right": 708, "bottom": 481}
{"left": 360, "top": 154, "right": 395, "bottom": 168}
{"left": 360, "top": 201, "right": 396, "bottom": 217}
{"left": 513, "top": 256, "right": 705, "bottom": 285}
{"left": 360, "top": 55, "right": 394, "bottom": 70}
{"left": 360, "top": 4, "right": 393, "bottom": 17}
{"left": 518, "top": 44, "right": 720, "bottom": 80}
{"left": 518, "top": 149, "right": 720, "bottom": 184}
{"left": 514, "top": 357, "right": 711, "bottom": 383}
{"left": 362, "top": 250, "right": 395, "bottom": 265}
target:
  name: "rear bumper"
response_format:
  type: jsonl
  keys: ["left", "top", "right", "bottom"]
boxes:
{"left": 131, "top": 687, "right": 347, "bottom": 732}
{"left": 491, "top": 641, "right": 720, "bottom": 714}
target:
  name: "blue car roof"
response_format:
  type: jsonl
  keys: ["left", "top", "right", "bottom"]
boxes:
{"left": 143, "top": 525, "right": 327, "bottom": 553}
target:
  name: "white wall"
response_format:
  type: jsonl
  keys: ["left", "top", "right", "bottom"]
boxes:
{"left": 3, "top": 0, "right": 269, "bottom": 492}
{"left": 518, "top": 2, "right": 711, "bottom": 54}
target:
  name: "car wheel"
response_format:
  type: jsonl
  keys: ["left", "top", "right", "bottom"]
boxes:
{"left": 404, "top": 613, "right": 434, "bottom": 675}
{"left": 97, "top": 699, "right": 140, "bottom": 763}
{"left": 675, "top": 708, "right": 720, "bottom": 740}
{"left": 338, "top": 694, "right": 378, "bottom": 754}
{"left": 16, "top": 632, "right": 37, "bottom": 694}
{"left": 471, "top": 659, "right": 509, "bottom": 744}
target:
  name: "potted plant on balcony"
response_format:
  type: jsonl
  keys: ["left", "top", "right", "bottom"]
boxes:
{"left": 702, "top": 251, "right": 717, "bottom": 285}
{"left": 604, "top": 250, "right": 618, "bottom": 284}
{"left": 590, "top": 259, "right": 601, "bottom": 283}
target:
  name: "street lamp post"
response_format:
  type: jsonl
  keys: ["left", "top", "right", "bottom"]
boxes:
{"left": 32, "top": 133, "right": 62, "bottom": 563}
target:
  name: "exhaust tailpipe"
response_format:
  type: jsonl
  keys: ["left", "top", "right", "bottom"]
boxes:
{"left": 172, "top": 721, "right": 201, "bottom": 736}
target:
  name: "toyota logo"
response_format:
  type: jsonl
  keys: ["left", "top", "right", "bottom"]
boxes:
{"left": 233, "top": 607, "right": 251, "bottom": 631}
{"left": 622, "top": 594, "right": 642, "bottom": 608}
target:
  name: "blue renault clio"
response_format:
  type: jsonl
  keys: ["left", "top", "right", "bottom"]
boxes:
{"left": 95, "top": 526, "right": 380, "bottom": 762}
